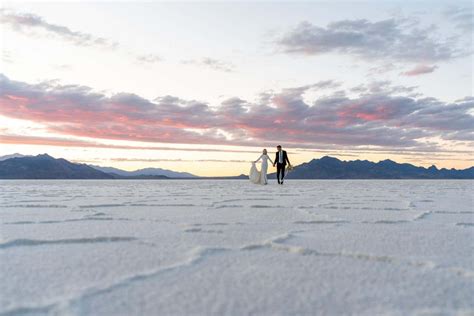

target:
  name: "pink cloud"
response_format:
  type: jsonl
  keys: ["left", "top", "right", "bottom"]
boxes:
{"left": 401, "top": 64, "right": 438, "bottom": 76}
{"left": 0, "top": 74, "right": 472, "bottom": 150}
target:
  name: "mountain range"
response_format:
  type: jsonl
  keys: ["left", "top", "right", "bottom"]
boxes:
{"left": 270, "top": 156, "right": 474, "bottom": 179}
{"left": 0, "top": 153, "right": 29, "bottom": 161}
{"left": 0, "top": 154, "right": 114, "bottom": 179}
{"left": 0, "top": 153, "right": 472, "bottom": 179}
{"left": 89, "top": 165, "right": 196, "bottom": 178}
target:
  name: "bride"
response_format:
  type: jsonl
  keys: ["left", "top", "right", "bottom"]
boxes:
{"left": 249, "top": 149, "right": 274, "bottom": 185}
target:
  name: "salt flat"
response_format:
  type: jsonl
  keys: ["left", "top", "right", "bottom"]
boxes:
{"left": 0, "top": 180, "right": 473, "bottom": 315}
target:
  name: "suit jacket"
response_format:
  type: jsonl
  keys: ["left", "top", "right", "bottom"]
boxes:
{"left": 275, "top": 150, "right": 290, "bottom": 166}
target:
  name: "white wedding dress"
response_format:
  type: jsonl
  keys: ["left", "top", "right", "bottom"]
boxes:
{"left": 249, "top": 154, "right": 271, "bottom": 185}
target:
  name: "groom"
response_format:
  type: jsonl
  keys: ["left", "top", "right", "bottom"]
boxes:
{"left": 273, "top": 145, "right": 291, "bottom": 184}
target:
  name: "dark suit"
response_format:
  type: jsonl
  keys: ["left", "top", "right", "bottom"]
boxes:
{"left": 274, "top": 150, "right": 290, "bottom": 183}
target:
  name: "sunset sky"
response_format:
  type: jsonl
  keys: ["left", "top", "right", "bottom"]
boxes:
{"left": 0, "top": 0, "right": 472, "bottom": 176}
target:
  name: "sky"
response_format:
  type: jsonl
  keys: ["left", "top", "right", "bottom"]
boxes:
{"left": 0, "top": 0, "right": 473, "bottom": 176}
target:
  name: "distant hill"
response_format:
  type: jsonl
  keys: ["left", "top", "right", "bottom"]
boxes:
{"left": 0, "top": 154, "right": 113, "bottom": 179}
{"left": 89, "top": 165, "right": 197, "bottom": 178}
{"left": 270, "top": 156, "right": 474, "bottom": 179}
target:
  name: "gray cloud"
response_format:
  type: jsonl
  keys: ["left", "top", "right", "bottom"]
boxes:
{"left": 0, "top": 9, "right": 118, "bottom": 49}
{"left": 367, "top": 63, "right": 396, "bottom": 75}
{"left": 1, "top": 9, "right": 173, "bottom": 66}
{"left": 445, "top": 6, "right": 474, "bottom": 32}
{"left": 276, "top": 18, "right": 463, "bottom": 63}
{"left": 349, "top": 80, "right": 418, "bottom": 95}
{"left": 135, "top": 54, "right": 162, "bottom": 65}
{"left": 182, "top": 57, "right": 235, "bottom": 72}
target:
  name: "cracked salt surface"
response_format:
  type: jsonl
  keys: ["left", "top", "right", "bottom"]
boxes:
{"left": 0, "top": 180, "right": 473, "bottom": 315}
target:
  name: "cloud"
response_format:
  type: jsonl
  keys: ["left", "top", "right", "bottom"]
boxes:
{"left": 109, "top": 158, "right": 250, "bottom": 163}
{"left": 2, "top": 49, "right": 13, "bottom": 63}
{"left": 0, "top": 9, "right": 118, "bottom": 49}
{"left": 0, "top": 74, "right": 472, "bottom": 152}
{"left": 295, "top": 147, "right": 473, "bottom": 156}
{"left": 349, "top": 80, "right": 419, "bottom": 96}
{"left": 1, "top": 10, "right": 171, "bottom": 66}
{"left": 401, "top": 64, "right": 438, "bottom": 76}
{"left": 367, "top": 63, "right": 396, "bottom": 75}
{"left": 52, "top": 64, "right": 73, "bottom": 71}
{"left": 182, "top": 57, "right": 235, "bottom": 72}
{"left": 445, "top": 6, "right": 474, "bottom": 32}
{"left": 135, "top": 54, "right": 162, "bottom": 65}
{"left": 0, "top": 134, "right": 261, "bottom": 153}
{"left": 276, "top": 18, "right": 463, "bottom": 63}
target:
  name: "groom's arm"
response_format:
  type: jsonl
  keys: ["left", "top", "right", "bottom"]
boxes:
{"left": 285, "top": 151, "right": 291, "bottom": 165}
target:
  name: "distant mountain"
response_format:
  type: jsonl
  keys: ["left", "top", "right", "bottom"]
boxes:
{"left": 270, "top": 156, "right": 474, "bottom": 179}
{"left": 0, "top": 153, "right": 29, "bottom": 161}
{"left": 201, "top": 174, "right": 248, "bottom": 180}
{"left": 0, "top": 154, "right": 190, "bottom": 179}
{"left": 90, "top": 165, "right": 197, "bottom": 178}
{"left": 107, "top": 173, "right": 170, "bottom": 180}
{"left": 1, "top": 154, "right": 472, "bottom": 180}
{"left": 0, "top": 154, "right": 113, "bottom": 179}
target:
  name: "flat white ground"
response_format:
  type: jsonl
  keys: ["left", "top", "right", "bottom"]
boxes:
{"left": 0, "top": 180, "right": 473, "bottom": 315}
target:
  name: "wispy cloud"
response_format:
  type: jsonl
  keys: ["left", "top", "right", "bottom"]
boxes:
{"left": 444, "top": 6, "right": 474, "bottom": 32}
{"left": 51, "top": 64, "right": 73, "bottom": 71}
{"left": 135, "top": 54, "right": 162, "bottom": 65}
{"left": 0, "top": 134, "right": 261, "bottom": 154}
{"left": 0, "top": 9, "right": 118, "bottom": 49}
{"left": 110, "top": 158, "right": 250, "bottom": 163}
{"left": 1, "top": 49, "right": 13, "bottom": 63}
{"left": 401, "top": 64, "right": 438, "bottom": 76}
{"left": 275, "top": 18, "right": 464, "bottom": 63}
{"left": 1, "top": 74, "right": 472, "bottom": 152}
{"left": 182, "top": 57, "right": 235, "bottom": 72}
{"left": 0, "top": 9, "right": 174, "bottom": 68}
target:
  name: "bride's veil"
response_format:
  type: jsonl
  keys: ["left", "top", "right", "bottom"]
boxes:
{"left": 249, "top": 162, "right": 261, "bottom": 184}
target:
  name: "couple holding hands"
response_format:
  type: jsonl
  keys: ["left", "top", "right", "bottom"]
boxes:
{"left": 249, "top": 145, "right": 292, "bottom": 185}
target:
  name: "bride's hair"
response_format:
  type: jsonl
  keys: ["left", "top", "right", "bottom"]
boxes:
{"left": 263, "top": 149, "right": 267, "bottom": 155}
